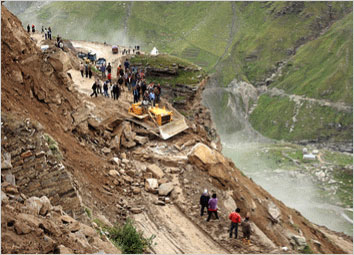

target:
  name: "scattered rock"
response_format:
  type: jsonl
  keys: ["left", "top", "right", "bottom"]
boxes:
{"left": 134, "top": 135, "right": 149, "bottom": 145}
{"left": 267, "top": 201, "right": 281, "bottom": 222}
{"left": 60, "top": 215, "right": 75, "bottom": 224}
{"left": 35, "top": 151, "right": 46, "bottom": 158}
{"left": 291, "top": 235, "right": 307, "bottom": 249}
{"left": 5, "top": 185, "right": 19, "bottom": 195}
{"left": 14, "top": 222, "right": 32, "bottom": 235}
{"left": 21, "top": 150, "right": 32, "bottom": 158}
{"left": 39, "top": 196, "right": 52, "bottom": 216}
{"left": 123, "top": 175, "right": 133, "bottom": 184}
{"left": 108, "top": 170, "right": 119, "bottom": 177}
{"left": 147, "top": 164, "right": 164, "bottom": 179}
{"left": 110, "top": 157, "right": 119, "bottom": 165}
{"left": 102, "top": 147, "right": 111, "bottom": 154}
{"left": 130, "top": 207, "right": 143, "bottom": 214}
{"left": 1, "top": 152, "right": 12, "bottom": 169}
{"left": 158, "top": 178, "right": 168, "bottom": 185}
{"left": 158, "top": 182, "right": 174, "bottom": 196}
{"left": 145, "top": 178, "right": 158, "bottom": 192}
{"left": 25, "top": 197, "right": 43, "bottom": 215}
{"left": 132, "top": 187, "right": 141, "bottom": 194}
{"left": 1, "top": 191, "right": 9, "bottom": 204}
{"left": 57, "top": 245, "right": 73, "bottom": 254}
{"left": 5, "top": 174, "right": 16, "bottom": 186}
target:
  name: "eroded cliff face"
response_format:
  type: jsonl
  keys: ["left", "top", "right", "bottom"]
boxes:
{"left": 1, "top": 6, "right": 352, "bottom": 254}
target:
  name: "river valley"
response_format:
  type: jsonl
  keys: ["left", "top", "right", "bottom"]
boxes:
{"left": 202, "top": 78, "right": 353, "bottom": 236}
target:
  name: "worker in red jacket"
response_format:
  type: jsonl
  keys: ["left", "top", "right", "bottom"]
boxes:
{"left": 229, "top": 208, "right": 241, "bottom": 239}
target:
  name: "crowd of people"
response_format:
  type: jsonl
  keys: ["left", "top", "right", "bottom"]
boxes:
{"left": 88, "top": 59, "right": 162, "bottom": 107}
{"left": 200, "top": 189, "right": 252, "bottom": 245}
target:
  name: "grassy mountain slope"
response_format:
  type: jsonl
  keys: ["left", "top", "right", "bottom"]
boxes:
{"left": 8, "top": 1, "right": 352, "bottom": 143}
{"left": 270, "top": 13, "right": 353, "bottom": 104}
{"left": 217, "top": 1, "right": 353, "bottom": 86}
{"left": 249, "top": 11, "right": 353, "bottom": 142}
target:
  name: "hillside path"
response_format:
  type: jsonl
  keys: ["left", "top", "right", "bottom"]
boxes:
{"left": 265, "top": 87, "right": 352, "bottom": 112}
{"left": 134, "top": 204, "right": 229, "bottom": 254}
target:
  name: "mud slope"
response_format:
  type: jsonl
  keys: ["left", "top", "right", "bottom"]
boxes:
{"left": 1, "top": 6, "right": 352, "bottom": 254}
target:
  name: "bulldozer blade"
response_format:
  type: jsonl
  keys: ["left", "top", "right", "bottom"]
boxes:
{"left": 159, "top": 118, "right": 189, "bottom": 140}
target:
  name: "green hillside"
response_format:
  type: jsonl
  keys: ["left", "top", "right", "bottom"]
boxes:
{"left": 270, "top": 12, "right": 353, "bottom": 104}
{"left": 8, "top": 1, "right": 353, "bottom": 143}
{"left": 249, "top": 11, "right": 353, "bottom": 142}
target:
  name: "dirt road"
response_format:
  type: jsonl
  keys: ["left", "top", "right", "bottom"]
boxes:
{"left": 134, "top": 204, "right": 228, "bottom": 254}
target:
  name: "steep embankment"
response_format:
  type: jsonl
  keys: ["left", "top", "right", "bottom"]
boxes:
{"left": 2, "top": 5, "right": 353, "bottom": 254}
{"left": 6, "top": 1, "right": 353, "bottom": 145}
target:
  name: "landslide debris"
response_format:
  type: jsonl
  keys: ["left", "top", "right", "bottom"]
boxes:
{"left": 1, "top": 5, "right": 353, "bottom": 255}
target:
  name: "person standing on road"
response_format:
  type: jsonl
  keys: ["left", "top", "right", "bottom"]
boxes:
{"left": 107, "top": 72, "right": 112, "bottom": 83}
{"left": 118, "top": 76, "right": 124, "bottom": 89}
{"left": 113, "top": 83, "right": 119, "bottom": 100}
{"left": 133, "top": 85, "right": 140, "bottom": 103}
{"left": 80, "top": 62, "right": 84, "bottom": 77}
{"left": 44, "top": 28, "right": 48, "bottom": 40}
{"left": 229, "top": 208, "right": 242, "bottom": 239}
{"left": 96, "top": 79, "right": 102, "bottom": 94}
{"left": 48, "top": 27, "right": 52, "bottom": 40}
{"left": 32, "top": 24, "right": 35, "bottom": 33}
{"left": 200, "top": 189, "right": 210, "bottom": 216}
{"left": 207, "top": 193, "right": 219, "bottom": 221}
{"left": 85, "top": 63, "right": 89, "bottom": 78}
{"left": 103, "top": 80, "right": 109, "bottom": 97}
{"left": 100, "top": 64, "right": 106, "bottom": 78}
{"left": 88, "top": 64, "right": 93, "bottom": 79}
{"left": 27, "top": 24, "right": 30, "bottom": 33}
{"left": 90, "top": 81, "right": 98, "bottom": 97}
{"left": 124, "top": 59, "right": 130, "bottom": 73}
{"left": 107, "top": 63, "right": 112, "bottom": 74}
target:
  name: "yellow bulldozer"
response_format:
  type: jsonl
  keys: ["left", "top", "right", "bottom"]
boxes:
{"left": 128, "top": 102, "right": 188, "bottom": 140}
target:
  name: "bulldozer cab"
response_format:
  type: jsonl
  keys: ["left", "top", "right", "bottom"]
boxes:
{"left": 149, "top": 105, "right": 172, "bottom": 126}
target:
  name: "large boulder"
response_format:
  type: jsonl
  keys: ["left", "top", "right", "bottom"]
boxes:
{"left": 48, "top": 51, "right": 72, "bottom": 72}
{"left": 267, "top": 201, "right": 281, "bottom": 222}
{"left": 223, "top": 195, "right": 237, "bottom": 213}
{"left": 188, "top": 143, "right": 232, "bottom": 184}
{"left": 291, "top": 235, "right": 307, "bottom": 250}
{"left": 187, "top": 143, "right": 217, "bottom": 168}
{"left": 158, "top": 183, "right": 174, "bottom": 196}
{"left": 24, "top": 197, "right": 43, "bottom": 215}
{"left": 39, "top": 196, "right": 52, "bottom": 216}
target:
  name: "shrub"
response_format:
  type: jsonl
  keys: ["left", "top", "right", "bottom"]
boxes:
{"left": 107, "top": 218, "right": 155, "bottom": 254}
{"left": 43, "top": 133, "right": 62, "bottom": 160}
{"left": 301, "top": 245, "right": 313, "bottom": 254}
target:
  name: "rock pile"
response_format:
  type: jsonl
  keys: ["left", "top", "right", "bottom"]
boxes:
{"left": 1, "top": 114, "right": 84, "bottom": 219}
{"left": 1, "top": 185, "right": 120, "bottom": 254}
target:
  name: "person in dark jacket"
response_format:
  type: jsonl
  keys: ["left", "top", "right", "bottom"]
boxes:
{"left": 88, "top": 64, "right": 93, "bottom": 79}
{"left": 200, "top": 189, "right": 210, "bottom": 216}
{"left": 207, "top": 193, "right": 219, "bottom": 221}
{"left": 90, "top": 81, "right": 98, "bottom": 97}
{"left": 241, "top": 213, "right": 251, "bottom": 245}
{"left": 229, "top": 208, "right": 241, "bottom": 239}
{"left": 107, "top": 63, "right": 112, "bottom": 74}
{"left": 124, "top": 59, "right": 130, "bottom": 72}
{"left": 27, "top": 24, "right": 30, "bottom": 33}
{"left": 113, "top": 83, "right": 119, "bottom": 100}
{"left": 103, "top": 80, "right": 109, "bottom": 98}
{"left": 85, "top": 63, "right": 88, "bottom": 78}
